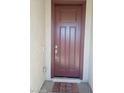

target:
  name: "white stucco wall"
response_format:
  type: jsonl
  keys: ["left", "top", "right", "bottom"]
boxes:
{"left": 44, "top": 0, "right": 92, "bottom": 82}
{"left": 44, "top": 0, "right": 52, "bottom": 80}
{"left": 85, "top": 0, "right": 93, "bottom": 90}
{"left": 30, "top": 0, "right": 46, "bottom": 92}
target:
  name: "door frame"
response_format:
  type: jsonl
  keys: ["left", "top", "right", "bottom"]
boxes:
{"left": 51, "top": 0, "right": 86, "bottom": 79}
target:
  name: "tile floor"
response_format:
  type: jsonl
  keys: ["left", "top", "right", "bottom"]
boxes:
{"left": 40, "top": 81, "right": 93, "bottom": 93}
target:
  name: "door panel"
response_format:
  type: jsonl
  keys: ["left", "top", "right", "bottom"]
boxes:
{"left": 54, "top": 5, "right": 82, "bottom": 78}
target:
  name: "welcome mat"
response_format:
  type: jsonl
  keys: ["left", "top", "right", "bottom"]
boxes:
{"left": 52, "top": 82, "right": 79, "bottom": 93}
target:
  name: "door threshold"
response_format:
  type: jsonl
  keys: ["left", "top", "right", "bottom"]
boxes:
{"left": 52, "top": 77, "right": 81, "bottom": 83}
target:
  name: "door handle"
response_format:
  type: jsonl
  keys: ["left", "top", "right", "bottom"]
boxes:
{"left": 55, "top": 49, "right": 58, "bottom": 54}
{"left": 55, "top": 45, "right": 58, "bottom": 49}
{"left": 54, "top": 45, "right": 58, "bottom": 54}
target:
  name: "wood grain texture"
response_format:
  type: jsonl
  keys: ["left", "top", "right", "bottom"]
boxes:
{"left": 51, "top": 0, "right": 86, "bottom": 79}
{"left": 54, "top": 5, "right": 82, "bottom": 78}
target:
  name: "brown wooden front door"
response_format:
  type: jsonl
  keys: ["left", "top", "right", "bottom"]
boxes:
{"left": 52, "top": 5, "right": 85, "bottom": 79}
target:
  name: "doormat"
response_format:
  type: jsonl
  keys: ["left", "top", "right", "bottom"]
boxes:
{"left": 52, "top": 82, "right": 79, "bottom": 93}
